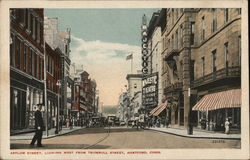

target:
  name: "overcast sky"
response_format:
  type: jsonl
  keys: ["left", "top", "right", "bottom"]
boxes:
{"left": 45, "top": 8, "right": 159, "bottom": 106}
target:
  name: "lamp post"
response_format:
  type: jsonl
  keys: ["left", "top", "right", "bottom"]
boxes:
{"left": 55, "top": 80, "right": 61, "bottom": 134}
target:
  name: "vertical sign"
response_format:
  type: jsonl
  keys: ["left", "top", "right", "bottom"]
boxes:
{"left": 141, "top": 14, "right": 148, "bottom": 74}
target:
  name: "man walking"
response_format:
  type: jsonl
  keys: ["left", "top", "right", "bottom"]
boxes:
{"left": 30, "top": 104, "right": 45, "bottom": 147}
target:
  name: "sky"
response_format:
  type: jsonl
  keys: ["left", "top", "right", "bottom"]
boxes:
{"left": 45, "top": 9, "right": 159, "bottom": 106}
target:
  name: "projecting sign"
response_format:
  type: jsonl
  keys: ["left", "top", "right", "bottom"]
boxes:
{"left": 142, "top": 73, "right": 158, "bottom": 108}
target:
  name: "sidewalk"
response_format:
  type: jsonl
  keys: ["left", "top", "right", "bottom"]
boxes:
{"left": 10, "top": 126, "right": 84, "bottom": 140}
{"left": 146, "top": 127, "right": 241, "bottom": 140}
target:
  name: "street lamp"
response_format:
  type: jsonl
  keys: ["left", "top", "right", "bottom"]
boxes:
{"left": 55, "top": 80, "right": 61, "bottom": 134}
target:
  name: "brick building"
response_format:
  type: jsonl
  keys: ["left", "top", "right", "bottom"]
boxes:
{"left": 73, "top": 71, "right": 97, "bottom": 125}
{"left": 10, "top": 9, "right": 45, "bottom": 133}
{"left": 44, "top": 17, "right": 72, "bottom": 119}
{"left": 45, "top": 43, "right": 62, "bottom": 129}
{"left": 161, "top": 8, "right": 241, "bottom": 132}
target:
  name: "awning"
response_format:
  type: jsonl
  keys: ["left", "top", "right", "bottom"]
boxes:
{"left": 192, "top": 89, "right": 241, "bottom": 111}
{"left": 150, "top": 101, "right": 168, "bottom": 116}
{"left": 153, "top": 103, "right": 167, "bottom": 116}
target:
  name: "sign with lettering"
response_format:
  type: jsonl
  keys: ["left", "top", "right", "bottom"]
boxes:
{"left": 142, "top": 73, "right": 158, "bottom": 109}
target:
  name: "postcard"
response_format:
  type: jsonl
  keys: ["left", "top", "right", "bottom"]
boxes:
{"left": 0, "top": 0, "right": 249, "bottom": 159}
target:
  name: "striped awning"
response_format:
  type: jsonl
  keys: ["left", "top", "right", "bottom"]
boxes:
{"left": 153, "top": 103, "right": 168, "bottom": 116}
{"left": 149, "top": 101, "right": 168, "bottom": 116}
{"left": 192, "top": 89, "right": 241, "bottom": 111}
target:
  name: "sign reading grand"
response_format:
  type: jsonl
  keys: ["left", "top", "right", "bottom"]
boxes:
{"left": 142, "top": 73, "right": 158, "bottom": 108}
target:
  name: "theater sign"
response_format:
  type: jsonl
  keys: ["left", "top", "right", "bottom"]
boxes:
{"left": 142, "top": 72, "right": 158, "bottom": 110}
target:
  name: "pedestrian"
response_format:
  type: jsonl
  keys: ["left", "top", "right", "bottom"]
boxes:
{"left": 30, "top": 104, "right": 45, "bottom": 147}
{"left": 225, "top": 118, "right": 230, "bottom": 134}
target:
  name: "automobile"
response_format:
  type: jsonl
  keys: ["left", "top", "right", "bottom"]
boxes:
{"left": 120, "top": 121, "right": 126, "bottom": 126}
{"left": 127, "top": 120, "right": 135, "bottom": 127}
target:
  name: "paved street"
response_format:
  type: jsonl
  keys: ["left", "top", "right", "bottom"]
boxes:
{"left": 10, "top": 126, "right": 240, "bottom": 149}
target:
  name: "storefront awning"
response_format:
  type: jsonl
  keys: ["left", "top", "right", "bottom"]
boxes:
{"left": 153, "top": 103, "right": 168, "bottom": 116}
{"left": 192, "top": 89, "right": 241, "bottom": 111}
{"left": 150, "top": 101, "right": 168, "bottom": 116}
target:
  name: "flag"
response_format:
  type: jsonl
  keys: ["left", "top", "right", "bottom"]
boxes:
{"left": 126, "top": 54, "right": 133, "bottom": 60}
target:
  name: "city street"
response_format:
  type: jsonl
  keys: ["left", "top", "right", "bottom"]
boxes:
{"left": 10, "top": 126, "right": 240, "bottom": 149}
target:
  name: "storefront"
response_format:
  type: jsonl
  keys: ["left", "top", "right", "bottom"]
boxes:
{"left": 192, "top": 89, "right": 241, "bottom": 132}
{"left": 10, "top": 69, "right": 44, "bottom": 132}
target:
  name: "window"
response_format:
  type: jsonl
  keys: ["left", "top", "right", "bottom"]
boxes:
{"left": 212, "top": 49, "right": 217, "bottom": 72}
{"left": 224, "top": 42, "right": 229, "bottom": 68}
{"left": 15, "top": 38, "right": 21, "bottom": 69}
{"left": 25, "top": 9, "right": 28, "bottom": 27}
{"left": 19, "top": 9, "right": 25, "bottom": 26}
{"left": 36, "top": 54, "right": 39, "bottom": 78}
{"left": 40, "top": 57, "right": 43, "bottom": 80}
{"left": 37, "top": 21, "right": 40, "bottom": 42}
{"left": 10, "top": 34, "right": 14, "bottom": 66}
{"left": 134, "top": 84, "right": 137, "bottom": 89}
{"left": 27, "top": 10, "right": 31, "bottom": 32}
{"left": 32, "top": 50, "right": 35, "bottom": 76}
{"left": 224, "top": 9, "right": 229, "bottom": 23}
{"left": 238, "top": 36, "right": 241, "bottom": 65}
{"left": 23, "top": 44, "right": 27, "bottom": 72}
{"left": 34, "top": 53, "right": 37, "bottom": 77}
{"left": 212, "top": 9, "right": 217, "bottom": 32}
{"left": 32, "top": 16, "right": 36, "bottom": 39}
{"left": 65, "top": 44, "right": 68, "bottom": 55}
{"left": 180, "top": 25, "right": 183, "bottom": 47}
{"left": 191, "top": 22, "right": 195, "bottom": 45}
{"left": 237, "top": 8, "right": 241, "bottom": 15}
{"left": 201, "top": 16, "right": 205, "bottom": 41}
{"left": 30, "top": 49, "right": 33, "bottom": 74}
{"left": 201, "top": 57, "right": 205, "bottom": 76}
{"left": 30, "top": 14, "right": 33, "bottom": 35}
{"left": 175, "top": 31, "right": 178, "bottom": 49}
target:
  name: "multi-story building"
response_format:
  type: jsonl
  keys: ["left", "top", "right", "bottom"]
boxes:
{"left": 44, "top": 17, "right": 71, "bottom": 119}
{"left": 45, "top": 43, "right": 62, "bottom": 129}
{"left": 73, "top": 71, "right": 97, "bottom": 124}
{"left": 126, "top": 73, "right": 143, "bottom": 99}
{"left": 10, "top": 9, "right": 45, "bottom": 133}
{"left": 161, "top": 8, "right": 241, "bottom": 131}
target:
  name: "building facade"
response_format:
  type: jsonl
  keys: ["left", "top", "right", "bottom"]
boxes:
{"left": 161, "top": 8, "right": 241, "bottom": 131}
{"left": 45, "top": 43, "right": 62, "bottom": 129}
{"left": 10, "top": 9, "right": 45, "bottom": 133}
{"left": 44, "top": 17, "right": 72, "bottom": 119}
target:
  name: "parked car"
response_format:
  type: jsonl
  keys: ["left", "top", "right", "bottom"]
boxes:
{"left": 120, "top": 121, "right": 126, "bottom": 126}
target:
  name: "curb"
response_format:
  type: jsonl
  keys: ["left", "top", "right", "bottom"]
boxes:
{"left": 11, "top": 127, "right": 84, "bottom": 140}
{"left": 145, "top": 128, "right": 241, "bottom": 140}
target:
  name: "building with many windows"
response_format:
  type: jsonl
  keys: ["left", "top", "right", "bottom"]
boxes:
{"left": 161, "top": 8, "right": 241, "bottom": 132}
{"left": 44, "top": 17, "right": 72, "bottom": 119}
{"left": 10, "top": 9, "right": 45, "bottom": 133}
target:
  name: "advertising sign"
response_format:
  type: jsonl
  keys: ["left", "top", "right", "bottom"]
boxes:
{"left": 142, "top": 72, "right": 158, "bottom": 110}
